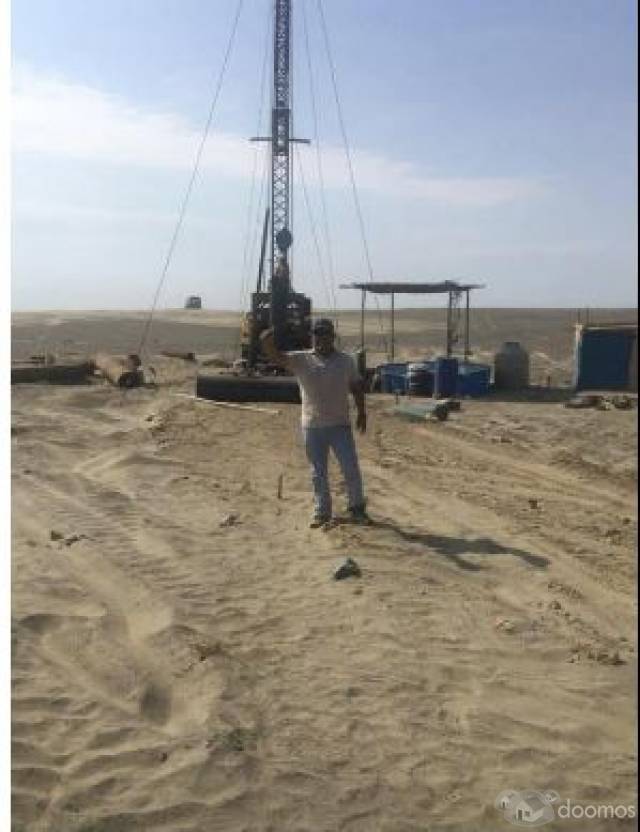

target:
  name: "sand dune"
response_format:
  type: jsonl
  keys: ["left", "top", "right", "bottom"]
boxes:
{"left": 11, "top": 312, "right": 637, "bottom": 831}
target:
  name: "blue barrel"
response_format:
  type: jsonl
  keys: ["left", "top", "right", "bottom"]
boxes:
{"left": 406, "top": 362, "right": 434, "bottom": 396}
{"left": 457, "top": 362, "right": 491, "bottom": 397}
{"left": 379, "top": 363, "right": 407, "bottom": 394}
{"left": 434, "top": 357, "right": 459, "bottom": 398}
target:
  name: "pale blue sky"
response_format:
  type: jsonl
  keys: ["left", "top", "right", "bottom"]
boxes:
{"left": 11, "top": 0, "right": 638, "bottom": 310}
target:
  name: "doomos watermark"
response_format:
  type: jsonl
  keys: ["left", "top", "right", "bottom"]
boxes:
{"left": 495, "top": 790, "right": 637, "bottom": 827}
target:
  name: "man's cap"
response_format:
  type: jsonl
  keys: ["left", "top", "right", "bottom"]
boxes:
{"left": 312, "top": 318, "right": 335, "bottom": 335}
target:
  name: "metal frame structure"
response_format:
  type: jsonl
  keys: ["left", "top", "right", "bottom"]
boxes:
{"left": 248, "top": 0, "right": 311, "bottom": 357}
{"left": 271, "top": 0, "right": 292, "bottom": 277}
{"left": 341, "top": 280, "right": 485, "bottom": 361}
{"left": 251, "top": 0, "right": 312, "bottom": 289}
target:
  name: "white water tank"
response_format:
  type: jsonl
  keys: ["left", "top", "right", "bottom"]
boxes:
{"left": 494, "top": 341, "right": 529, "bottom": 390}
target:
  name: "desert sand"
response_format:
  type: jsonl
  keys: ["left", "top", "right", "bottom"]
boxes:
{"left": 11, "top": 309, "right": 638, "bottom": 831}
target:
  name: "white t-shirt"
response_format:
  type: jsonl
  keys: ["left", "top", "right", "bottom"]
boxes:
{"left": 287, "top": 350, "right": 360, "bottom": 428}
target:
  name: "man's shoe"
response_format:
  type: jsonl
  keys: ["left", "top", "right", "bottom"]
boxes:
{"left": 347, "top": 505, "right": 370, "bottom": 524}
{"left": 310, "top": 514, "right": 331, "bottom": 529}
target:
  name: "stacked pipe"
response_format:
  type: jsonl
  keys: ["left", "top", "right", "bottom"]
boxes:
{"left": 94, "top": 353, "right": 143, "bottom": 388}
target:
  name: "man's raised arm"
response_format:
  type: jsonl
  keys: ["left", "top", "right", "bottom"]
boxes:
{"left": 259, "top": 328, "right": 291, "bottom": 370}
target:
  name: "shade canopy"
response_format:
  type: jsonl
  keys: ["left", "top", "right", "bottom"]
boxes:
{"left": 340, "top": 281, "right": 484, "bottom": 294}
{"left": 342, "top": 279, "right": 487, "bottom": 362}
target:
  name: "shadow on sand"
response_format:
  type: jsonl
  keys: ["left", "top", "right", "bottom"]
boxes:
{"left": 359, "top": 517, "right": 551, "bottom": 572}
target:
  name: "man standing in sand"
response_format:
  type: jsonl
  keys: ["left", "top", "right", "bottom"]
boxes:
{"left": 260, "top": 319, "right": 368, "bottom": 528}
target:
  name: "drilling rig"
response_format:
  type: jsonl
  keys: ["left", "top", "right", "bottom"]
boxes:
{"left": 242, "top": 0, "right": 312, "bottom": 369}
{"left": 198, "top": 0, "right": 312, "bottom": 400}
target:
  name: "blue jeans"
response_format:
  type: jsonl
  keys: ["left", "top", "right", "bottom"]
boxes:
{"left": 302, "top": 425, "right": 365, "bottom": 519}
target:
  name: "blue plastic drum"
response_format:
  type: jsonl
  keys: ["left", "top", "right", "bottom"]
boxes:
{"left": 434, "top": 357, "right": 459, "bottom": 398}
{"left": 406, "top": 362, "right": 434, "bottom": 397}
{"left": 457, "top": 362, "right": 491, "bottom": 397}
{"left": 379, "top": 363, "right": 407, "bottom": 394}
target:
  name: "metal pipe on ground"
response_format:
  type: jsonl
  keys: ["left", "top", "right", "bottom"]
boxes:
{"left": 94, "top": 353, "right": 143, "bottom": 388}
{"left": 11, "top": 362, "right": 94, "bottom": 385}
{"left": 392, "top": 400, "right": 452, "bottom": 422}
{"left": 196, "top": 373, "right": 300, "bottom": 403}
{"left": 161, "top": 350, "right": 196, "bottom": 361}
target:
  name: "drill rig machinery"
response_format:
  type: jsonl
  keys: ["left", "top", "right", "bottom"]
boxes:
{"left": 197, "top": 0, "right": 312, "bottom": 402}
{"left": 240, "top": 211, "right": 311, "bottom": 373}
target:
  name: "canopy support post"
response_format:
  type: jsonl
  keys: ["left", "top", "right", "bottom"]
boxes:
{"left": 390, "top": 292, "right": 395, "bottom": 362}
